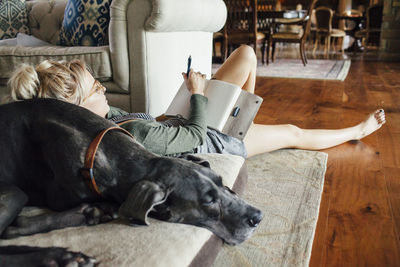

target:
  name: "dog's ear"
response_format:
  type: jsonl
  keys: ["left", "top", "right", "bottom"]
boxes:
{"left": 118, "top": 180, "right": 171, "bottom": 226}
{"left": 179, "top": 154, "right": 211, "bottom": 168}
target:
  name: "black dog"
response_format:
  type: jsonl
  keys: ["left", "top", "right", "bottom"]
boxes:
{"left": 0, "top": 99, "right": 262, "bottom": 266}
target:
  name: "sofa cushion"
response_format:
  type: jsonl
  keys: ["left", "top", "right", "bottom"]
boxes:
{"left": 0, "top": 0, "right": 30, "bottom": 39}
{"left": 0, "top": 45, "right": 112, "bottom": 81}
{"left": 58, "top": 0, "right": 112, "bottom": 46}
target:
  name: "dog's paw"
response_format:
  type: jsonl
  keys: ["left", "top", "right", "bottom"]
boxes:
{"left": 44, "top": 248, "right": 97, "bottom": 267}
{"left": 0, "top": 246, "right": 97, "bottom": 267}
{"left": 1, "top": 226, "right": 19, "bottom": 239}
{"left": 83, "top": 202, "right": 119, "bottom": 225}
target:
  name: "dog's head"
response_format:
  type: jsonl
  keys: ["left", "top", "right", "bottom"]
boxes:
{"left": 119, "top": 157, "right": 262, "bottom": 245}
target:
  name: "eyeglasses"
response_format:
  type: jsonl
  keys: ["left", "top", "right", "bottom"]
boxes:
{"left": 82, "top": 80, "right": 106, "bottom": 102}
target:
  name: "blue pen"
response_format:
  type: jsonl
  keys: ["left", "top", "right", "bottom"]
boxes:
{"left": 187, "top": 55, "right": 192, "bottom": 77}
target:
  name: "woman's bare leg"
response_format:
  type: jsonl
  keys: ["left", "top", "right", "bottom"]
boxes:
{"left": 212, "top": 45, "right": 386, "bottom": 157}
{"left": 212, "top": 45, "right": 257, "bottom": 93}
{"left": 244, "top": 110, "right": 386, "bottom": 157}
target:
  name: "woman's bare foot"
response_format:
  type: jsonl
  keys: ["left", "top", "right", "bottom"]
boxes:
{"left": 356, "top": 109, "right": 386, "bottom": 140}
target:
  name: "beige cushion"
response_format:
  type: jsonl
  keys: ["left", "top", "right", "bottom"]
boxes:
{"left": 272, "top": 30, "right": 303, "bottom": 40}
{"left": 330, "top": 28, "right": 346, "bottom": 37}
{"left": 275, "top": 18, "right": 303, "bottom": 24}
{"left": 0, "top": 45, "right": 112, "bottom": 81}
{"left": 26, "top": 0, "right": 66, "bottom": 45}
{"left": 2, "top": 154, "right": 245, "bottom": 267}
{"left": 278, "top": 24, "right": 303, "bottom": 34}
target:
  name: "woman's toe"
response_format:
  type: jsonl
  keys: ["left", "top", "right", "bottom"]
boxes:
{"left": 374, "top": 109, "right": 385, "bottom": 123}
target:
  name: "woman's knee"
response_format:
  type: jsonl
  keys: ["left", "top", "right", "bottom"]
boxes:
{"left": 235, "top": 45, "right": 257, "bottom": 65}
{"left": 285, "top": 124, "right": 303, "bottom": 144}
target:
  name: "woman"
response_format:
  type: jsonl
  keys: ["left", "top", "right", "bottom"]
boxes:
{"left": 7, "top": 45, "right": 385, "bottom": 157}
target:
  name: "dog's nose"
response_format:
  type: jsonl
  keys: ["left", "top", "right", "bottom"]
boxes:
{"left": 247, "top": 210, "right": 263, "bottom": 227}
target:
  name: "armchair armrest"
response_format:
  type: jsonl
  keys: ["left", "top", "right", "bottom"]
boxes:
{"left": 109, "top": 0, "right": 227, "bottom": 93}
{"left": 109, "top": 0, "right": 227, "bottom": 115}
{"left": 145, "top": 0, "right": 226, "bottom": 32}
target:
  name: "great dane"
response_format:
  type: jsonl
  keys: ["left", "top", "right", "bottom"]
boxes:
{"left": 0, "top": 99, "right": 262, "bottom": 266}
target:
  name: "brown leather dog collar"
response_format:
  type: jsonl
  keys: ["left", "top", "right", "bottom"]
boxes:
{"left": 81, "top": 126, "right": 134, "bottom": 196}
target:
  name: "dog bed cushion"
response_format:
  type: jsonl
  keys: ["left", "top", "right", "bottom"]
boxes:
{"left": 1, "top": 153, "right": 245, "bottom": 267}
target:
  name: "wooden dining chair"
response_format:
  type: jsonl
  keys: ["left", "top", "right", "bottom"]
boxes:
{"left": 222, "top": 0, "right": 266, "bottom": 63}
{"left": 355, "top": 4, "right": 383, "bottom": 51}
{"left": 267, "top": 0, "right": 318, "bottom": 66}
{"left": 313, "top": 7, "right": 346, "bottom": 56}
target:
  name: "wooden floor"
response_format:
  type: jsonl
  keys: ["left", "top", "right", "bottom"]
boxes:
{"left": 253, "top": 59, "right": 400, "bottom": 266}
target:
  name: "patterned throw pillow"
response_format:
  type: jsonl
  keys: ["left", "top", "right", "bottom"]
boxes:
{"left": 58, "top": 0, "right": 112, "bottom": 46}
{"left": 0, "top": 0, "right": 30, "bottom": 40}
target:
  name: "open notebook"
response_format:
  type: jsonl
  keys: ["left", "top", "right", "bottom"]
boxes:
{"left": 165, "top": 79, "right": 263, "bottom": 140}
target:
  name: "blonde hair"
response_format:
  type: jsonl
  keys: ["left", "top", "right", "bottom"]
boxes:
{"left": 7, "top": 59, "right": 90, "bottom": 105}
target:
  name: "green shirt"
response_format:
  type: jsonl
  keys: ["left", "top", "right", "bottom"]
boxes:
{"left": 106, "top": 94, "right": 208, "bottom": 156}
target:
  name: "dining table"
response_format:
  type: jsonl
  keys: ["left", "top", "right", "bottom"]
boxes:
{"left": 257, "top": 9, "right": 307, "bottom": 33}
{"left": 335, "top": 12, "right": 366, "bottom": 52}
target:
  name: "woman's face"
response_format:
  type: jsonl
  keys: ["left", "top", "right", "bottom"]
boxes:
{"left": 80, "top": 70, "right": 110, "bottom": 117}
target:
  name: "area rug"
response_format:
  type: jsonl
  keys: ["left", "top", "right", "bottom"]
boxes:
{"left": 212, "top": 149, "right": 328, "bottom": 267}
{"left": 212, "top": 59, "right": 351, "bottom": 81}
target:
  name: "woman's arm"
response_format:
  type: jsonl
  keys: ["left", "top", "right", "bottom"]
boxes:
{"left": 118, "top": 71, "right": 209, "bottom": 156}
{"left": 120, "top": 94, "right": 208, "bottom": 155}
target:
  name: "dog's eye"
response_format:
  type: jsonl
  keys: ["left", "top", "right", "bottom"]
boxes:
{"left": 202, "top": 198, "right": 215, "bottom": 206}
{"left": 202, "top": 191, "right": 217, "bottom": 205}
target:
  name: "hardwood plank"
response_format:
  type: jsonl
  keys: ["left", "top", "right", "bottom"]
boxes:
{"left": 378, "top": 126, "right": 400, "bottom": 168}
{"left": 309, "top": 151, "right": 335, "bottom": 267}
{"left": 385, "top": 167, "right": 400, "bottom": 251}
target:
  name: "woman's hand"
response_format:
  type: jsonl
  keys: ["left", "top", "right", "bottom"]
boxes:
{"left": 182, "top": 70, "right": 207, "bottom": 95}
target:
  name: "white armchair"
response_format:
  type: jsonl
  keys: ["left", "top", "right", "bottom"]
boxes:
{"left": 0, "top": 0, "right": 227, "bottom": 116}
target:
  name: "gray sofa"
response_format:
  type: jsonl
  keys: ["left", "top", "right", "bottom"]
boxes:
{"left": 0, "top": 0, "right": 226, "bottom": 116}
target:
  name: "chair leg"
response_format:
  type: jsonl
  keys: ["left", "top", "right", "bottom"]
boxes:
{"left": 253, "top": 40, "right": 257, "bottom": 57}
{"left": 327, "top": 36, "right": 331, "bottom": 57}
{"left": 340, "top": 37, "right": 344, "bottom": 56}
{"left": 363, "top": 31, "right": 370, "bottom": 54}
{"left": 261, "top": 40, "right": 266, "bottom": 65}
{"left": 300, "top": 42, "right": 306, "bottom": 66}
{"left": 272, "top": 41, "right": 276, "bottom": 62}
{"left": 303, "top": 42, "right": 308, "bottom": 64}
{"left": 266, "top": 39, "right": 270, "bottom": 65}
{"left": 334, "top": 38, "right": 339, "bottom": 53}
{"left": 313, "top": 33, "right": 318, "bottom": 55}
{"left": 223, "top": 38, "right": 228, "bottom": 62}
